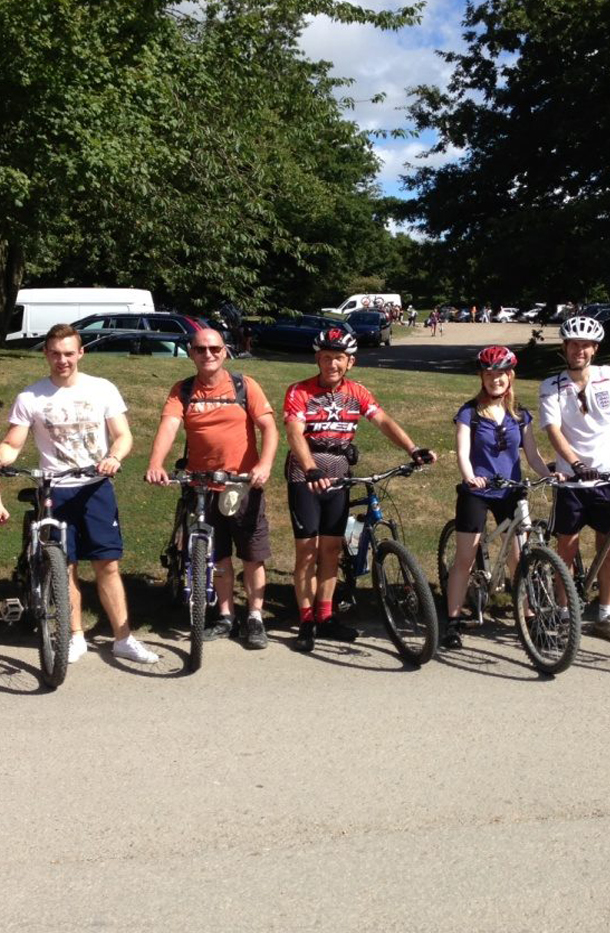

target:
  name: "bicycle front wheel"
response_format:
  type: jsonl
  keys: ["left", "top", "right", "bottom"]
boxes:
{"left": 373, "top": 539, "right": 439, "bottom": 665}
{"left": 38, "top": 545, "right": 71, "bottom": 688}
{"left": 189, "top": 537, "right": 208, "bottom": 673}
{"left": 513, "top": 544, "right": 581, "bottom": 675}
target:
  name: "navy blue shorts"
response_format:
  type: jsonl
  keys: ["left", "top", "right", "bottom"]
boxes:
{"left": 51, "top": 479, "right": 123, "bottom": 563}
{"left": 549, "top": 485, "right": 610, "bottom": 536}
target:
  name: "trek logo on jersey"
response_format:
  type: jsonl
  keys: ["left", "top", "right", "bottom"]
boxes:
{"left": 309, "top": 421, "right": 356, "bottom": 433}
{"left": 595, "top": 391, "right": 610, "bottom": 409}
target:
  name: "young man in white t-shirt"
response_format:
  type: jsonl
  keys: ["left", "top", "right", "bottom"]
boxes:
{"left": 539, "top": 316, "right": 610, "bottom": 636}
{"left": 0, "top": 324, "right": 158, "bottom": 665}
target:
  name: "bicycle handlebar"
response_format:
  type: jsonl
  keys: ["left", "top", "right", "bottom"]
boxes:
{"left": 487, "top": 472, "right": 610, "bottom": 490}
{"left": 329, "top": 462, "right": 422, "bottom": 489}
{"left": 0, "top": 465, "right": 100, "bottom": 481}
{"left": 164, "top": 470, "right": 251, "bottom": 486}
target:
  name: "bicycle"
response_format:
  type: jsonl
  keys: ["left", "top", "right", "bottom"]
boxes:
{"left": 333, "top": 463, "right": 439, "bottom": 665}
{"left": 0, "top": 465, "right": 98, "bottom": 688}
{"left": 437, "top": 476, "right": 581, "bottom": 674}
{"left": 158, "top": 469, "right": 251, "bottom": 672}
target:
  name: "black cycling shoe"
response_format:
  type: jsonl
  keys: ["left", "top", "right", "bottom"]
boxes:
{"left": 202, "top": 617, "right": 233, "bottom": 641}
{"left": 317, "top": 617, "right": 358, "bottom": 643}
{"left": 443, "top": 620, "right": 463, "bottom": 650}
{"left": 240, "top": 615, "right": 268, "bottom": 650}
{"left": 295, "top": 622, "right": 316, "bottom": 652}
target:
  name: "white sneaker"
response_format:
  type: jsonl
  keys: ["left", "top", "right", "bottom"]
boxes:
{"left": 113, "top": 634, "right": 159, "bottom": 664}
{"left": 68, "top": 634, "right": 88, "bottom": 664}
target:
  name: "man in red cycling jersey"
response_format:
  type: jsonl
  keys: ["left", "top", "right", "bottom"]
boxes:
{"left": 284, "top": 327, "right": 437, "bottom": 652}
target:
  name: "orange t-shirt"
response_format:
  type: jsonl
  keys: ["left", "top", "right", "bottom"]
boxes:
{"left": 162, "top": 371, "right": 274, "bottom": 473}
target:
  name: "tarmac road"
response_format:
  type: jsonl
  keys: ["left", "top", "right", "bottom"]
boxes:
{"left": 3, "top": 320, "right": 610, "bottom": 933}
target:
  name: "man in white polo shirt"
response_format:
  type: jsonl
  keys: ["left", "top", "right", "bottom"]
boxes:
{"left": 539, "top": 315, "right": 610, "bottom": 636}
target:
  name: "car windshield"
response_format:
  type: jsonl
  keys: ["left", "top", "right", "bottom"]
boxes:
{"left": 349, "top": 313, "right": 379, "bottom": 324}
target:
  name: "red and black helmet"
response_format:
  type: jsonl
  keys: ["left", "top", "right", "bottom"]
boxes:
{"left": 313, "top": 328, "right": 358, "bottom": 355}
{"left": 477, "top": 345, "right": 517, "bottom": 371}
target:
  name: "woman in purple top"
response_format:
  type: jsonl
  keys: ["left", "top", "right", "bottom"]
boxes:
{"left": 445, "top": 346, "right": 554, "bottom": 648}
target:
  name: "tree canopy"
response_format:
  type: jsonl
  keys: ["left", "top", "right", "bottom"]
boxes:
{"left": 0, "top": 0, "right": 423, "bottom": 338}
{"left": 403, "top": 0, "right": 610, "bottom": 305}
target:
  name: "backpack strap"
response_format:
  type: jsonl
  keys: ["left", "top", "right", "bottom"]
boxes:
{"left": 468, "top": 399, "right": 526, "bottom": 448}
{"left": 178, "top": 372, "right": 248, "bottom": 464}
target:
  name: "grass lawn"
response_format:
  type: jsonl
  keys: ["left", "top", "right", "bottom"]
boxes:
{"left": 0, "top": 347, "right": 561, "bottom": 630}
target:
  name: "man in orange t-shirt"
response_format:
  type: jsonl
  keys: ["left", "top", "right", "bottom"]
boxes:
{"left": 146, "top": 329, "right": 278, "bottom": 648}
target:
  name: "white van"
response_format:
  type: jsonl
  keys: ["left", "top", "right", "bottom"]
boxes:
{"left": 321, "top": 293, "right": 402, "bottom": 315}
{"left": 6, "top": 288, "right": 155, "bottom": 347}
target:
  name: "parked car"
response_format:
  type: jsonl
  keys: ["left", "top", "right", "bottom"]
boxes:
{"left": 517, "top": 306, "right": 544, "bottom": 323}
{"left": 583, "top": 303, "right": 610, "bottom": 319}
{"left": 345, "top": 310, "right": 391, "bottom": 347}
{"left": 82, "top": 333, "right": 190, "bottom": 356}
{"left": 492, "top": 307, "right": 518, "bottom": 323}
{"left": 251, "top": 314, "right": 355, "bottom": 351}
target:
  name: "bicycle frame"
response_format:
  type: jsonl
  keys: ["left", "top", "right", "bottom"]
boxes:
{"left": 476, "top": 494, "right": 537, "bottom": 594}
{"left": 347, "top": 485, "right": 397, "bottom": 577}
{"left": 173, "top": 484, "right": 217, "bottom": 607}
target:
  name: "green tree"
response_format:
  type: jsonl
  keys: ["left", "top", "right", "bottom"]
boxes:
{"left": 0, "top": 0, "right": 423, "bottom": 340}
{"left": 403, "top": 0, "right": 610, "bottom": 304}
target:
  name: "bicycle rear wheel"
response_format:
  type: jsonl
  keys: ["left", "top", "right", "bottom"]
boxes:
{"left": 189, "top": 537, "right": 207, "bottom": 672}
{"left": 513, "top": 544, "right": 581, "bottom": 675}
{"left": 373, "top": 539, "right": 438, "bottom": 664}
{"left": 37, "top": 545, "right": 71, "bottom": 688}
{"left": 437, "top": 519, "right": 487, "bottom": 614}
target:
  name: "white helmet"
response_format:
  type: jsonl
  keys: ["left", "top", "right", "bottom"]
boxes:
{"left": 559, "top": 316, "right": 605, "bottom": 343}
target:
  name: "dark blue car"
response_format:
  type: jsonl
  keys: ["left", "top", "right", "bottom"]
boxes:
{"left": 345, "top": 310, "right": 392, "bottom": 347}
{"left": 251, "top": 314, "right": 355, "bottom": 351}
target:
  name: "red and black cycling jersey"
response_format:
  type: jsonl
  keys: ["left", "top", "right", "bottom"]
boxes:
{"left": 283, "top": 375, "right": 381, "bottom": 481}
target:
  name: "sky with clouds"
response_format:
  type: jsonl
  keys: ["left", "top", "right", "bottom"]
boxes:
{"left": 299, "top": 0, "right": 467, "bottom": 199}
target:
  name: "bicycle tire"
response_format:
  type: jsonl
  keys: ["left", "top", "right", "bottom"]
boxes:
{"left": 437, "top": 519, "right": 486, "bottom": 613}
{"left": 536, "top": 518, "right": 588, "bottom": 599}
{"left": 165, "top": 500, "right": 186, "bottom": 606}
{"left": 38, "top": 545, "right": 71, "bottom": 689}
{"left": 513, "top": 544, "right": 581, "bottom": 675}
{"left": 189, "top": 537, "right": 207, "bottom": 673}
{"left": 373, "top": 539, "right": 439, "bottom": 664}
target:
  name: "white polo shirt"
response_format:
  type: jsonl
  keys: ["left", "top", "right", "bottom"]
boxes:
{"left": 539, "top": 365, "right": 610, "bottom": 473}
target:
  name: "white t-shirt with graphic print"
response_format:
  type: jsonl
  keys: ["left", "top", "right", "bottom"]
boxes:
{"left": 539, "top": 364, "right": 610, "bottom": 473}
{"left": 9, "top": 373, "right": 127, "bottom": 486}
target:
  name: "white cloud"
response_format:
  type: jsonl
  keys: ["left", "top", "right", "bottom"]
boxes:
{"left": 375, "top": 140, "right": 464, "bottom": 185}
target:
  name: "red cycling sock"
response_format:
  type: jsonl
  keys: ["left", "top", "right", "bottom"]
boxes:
{"left": 299, "top": 606, "right": 315, "bottom": 624}
{"left": 316, "top": 601, "right": 333, "bottom": 623}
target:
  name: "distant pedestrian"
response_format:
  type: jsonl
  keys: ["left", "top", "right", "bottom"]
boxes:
{"left": 430, "top": 308, "right": 442, "bottom": 337}
{"left": 407, "top": 305, "right": 417, "bottom": 327}
{"left": 470, "top": 304, "right": 477, "bottom": 324}
{"left": 481, "top": 305, "right": 491, "bottom": 323}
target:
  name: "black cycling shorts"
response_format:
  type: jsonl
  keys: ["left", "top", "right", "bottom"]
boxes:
{"left": 455, "top": 488, "right": 522, "bottom": 534}
{"left": 287, "top": 482, "right": 350, "bottom": 539}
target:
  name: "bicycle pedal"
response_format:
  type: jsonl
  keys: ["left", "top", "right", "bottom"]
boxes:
{"left": 0, "top": 598, "right": 24, "bottom": 624}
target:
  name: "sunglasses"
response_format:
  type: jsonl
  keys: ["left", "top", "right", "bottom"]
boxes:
{"left": 191, "top": 345, "right": 224, "bottom": 356}
{"left": 577, "top": 389, "right": 589, "bottom": 414}
{"left": 495, "top": 424, "right": 508, "bottom": 452}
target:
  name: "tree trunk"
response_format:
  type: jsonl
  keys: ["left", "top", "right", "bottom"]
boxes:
{"left": 0, "top": 240, "right": 25, "bottom": 346}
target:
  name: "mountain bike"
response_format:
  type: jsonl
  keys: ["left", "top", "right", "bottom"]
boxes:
{"left": 0, "top": 465, "right": 98, "bottom": 688}
{"left": 333, "top": 463, "right": 439, "bottom": 665}
{"left": 437, "top": 476, "right": 581, "bottom": 674}
{"left": 159, "top": 469, "right": 250, "bottom": 672}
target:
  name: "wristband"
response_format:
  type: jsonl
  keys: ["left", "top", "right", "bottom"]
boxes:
{"left": 305, "top": 468, "right": 325, "bottom": 482}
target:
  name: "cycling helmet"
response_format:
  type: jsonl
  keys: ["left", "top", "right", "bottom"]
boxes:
{"left": 477, "top": 345, "right": 517, "bottom": 371}
{"left": 313, "top": 327, "right": 358, "bottom": 355}
{"left": 559, "top": 316, "right": 605, "bottom": 343}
